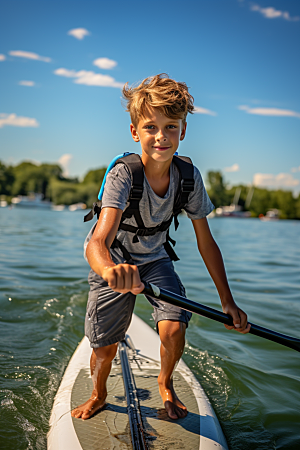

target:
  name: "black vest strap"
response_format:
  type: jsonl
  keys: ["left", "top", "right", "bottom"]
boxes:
{"left": 120, "top": 216, "right": 173, "bottom": 237}
{"left": 163, "top": 231, "right": 179, "bottom": 261}
{"left": 115, "top": 154, "right": 145, "bottom": 230}
{"left": 172, "top": 155, "right": 194, "bottom": 230}
{"left": 84, "top": 200, "right": 102, "bottom": 222}
{"left": 111, "top": 239, "right": 133, "bottom": 264}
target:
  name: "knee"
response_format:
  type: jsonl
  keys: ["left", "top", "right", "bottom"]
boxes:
{"left": 158, "top": 321, "right": 186, "bottom": 346}
{"left": 93, "top": 342, "right": 118, "bottom": 362}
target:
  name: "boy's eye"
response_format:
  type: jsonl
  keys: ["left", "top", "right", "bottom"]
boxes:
{"left": 144, "top": 125, "right": 155, "bottom": 129}
{"left": 167, "top": 125, "right": 177, "bottom": 129}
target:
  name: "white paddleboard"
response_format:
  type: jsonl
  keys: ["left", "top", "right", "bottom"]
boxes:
{"left": 48, "top": 314, "right": 228, "bottom": 450}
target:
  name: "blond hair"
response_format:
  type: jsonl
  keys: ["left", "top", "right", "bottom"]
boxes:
{"left": 122, "top": 73, "right": 195, "bottom": 127}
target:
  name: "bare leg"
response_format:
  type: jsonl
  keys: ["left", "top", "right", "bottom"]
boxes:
{"left": 71, "top": 342, "right": 118, "bottom": 420}
{"left": 157, "top": 320, "right": 187, "bottom": 420}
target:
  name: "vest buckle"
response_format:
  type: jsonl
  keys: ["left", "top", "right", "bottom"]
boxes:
{"left": 130, "top": 186, "right": 143, "bottom": 200}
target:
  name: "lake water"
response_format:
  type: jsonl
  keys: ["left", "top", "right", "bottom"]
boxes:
{"left": 0, "top": 208, "right": 299, "bottom": 450}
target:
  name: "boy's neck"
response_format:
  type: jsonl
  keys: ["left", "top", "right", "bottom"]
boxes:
{"left": 141, "top": 154, "right": 173, "bottom": 198}
{"left": 141, "top": 153, "right": 173, "bottom": 179}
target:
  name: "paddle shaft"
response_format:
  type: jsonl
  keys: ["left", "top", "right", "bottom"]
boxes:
{"left": 142, "top": 282, "right": 300, "bottom": 353}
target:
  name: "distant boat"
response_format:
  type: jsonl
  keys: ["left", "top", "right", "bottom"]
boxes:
{"left": 215, "top": 204, "right": 251, "bottom": 218}
{"left": 68, "top": 203, "right": 86, "bottom": 212}
{"left": 11, "top": 193, "right": 52, "bottom": 208}
{"left": 0, "top": 200, "right": 7, "bottom": 207}
{"left": 259, "top": 209, "right": 279, "bottom": 222}
{"left": 215, "top": 187, "right": 252, "bottom": 218}
{"left": 52, "top": 205, "right": 65, "bottom": 211}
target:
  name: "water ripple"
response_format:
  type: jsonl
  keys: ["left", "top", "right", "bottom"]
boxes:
{"left": 0, "top": 210, "right": 299, "bottom": 449}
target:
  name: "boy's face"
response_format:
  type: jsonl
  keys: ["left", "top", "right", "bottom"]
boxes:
{"left": 130, "top": 106, "right": 187, "bottom": 164}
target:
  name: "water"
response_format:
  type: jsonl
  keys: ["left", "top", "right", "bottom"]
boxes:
{"left": 0, "top": 208, "right": 299, "bottom": 450}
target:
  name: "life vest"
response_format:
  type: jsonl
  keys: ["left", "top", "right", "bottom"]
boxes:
{"left": 84, "top": 153, "right": 195, "bottom": 262}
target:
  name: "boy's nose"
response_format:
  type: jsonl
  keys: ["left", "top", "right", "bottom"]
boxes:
{"left": 156, "top": 130, "right": 166, "bottom": 141}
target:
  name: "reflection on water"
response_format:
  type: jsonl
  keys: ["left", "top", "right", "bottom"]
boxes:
{"left": 0, "top": 209, "right": 299, "bottom": 449}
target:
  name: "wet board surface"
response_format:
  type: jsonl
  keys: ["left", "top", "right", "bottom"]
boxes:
{"left": 48, "top": 314, "right": 228, "bottom": 450}
{"left": 71, "top": 366, "right": 131, "bottom": 449}
{"left": 132, "top": 367, "right": 201, "bottom": 449}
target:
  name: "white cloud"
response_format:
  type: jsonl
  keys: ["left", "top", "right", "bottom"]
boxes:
{"left": 238, "top": 105, "right": 300, "bottom": 118}
{"left": 93, "top": 58, "right": 117, "bottom": 70}
{"left": 54, "top": 68, "right": 78, "bottom": 78}
{"left": 0, "top": 113, "right": 39, "bottom": 128}
{"left": 58, "top": 154, "right": 73, "bottom": 177}
{"left": 9, "top": 50, "right": 51, "bottom": 62}
{"left": 74, "top": 72, "right": 123, "bottom": 87}
{"left": 194, "top": 106, "right": 217, "bottom": 116}
{"left": 291, "top": 166, "right": 300, "bottom": 173}
{"left": 54, "top": 67, "right": 124, "bottom": 88}
{"left": 253, "top": 173, "right": 300, "bottom": 190}
{"left": 224, "top": 163, "right": 240, "bottom": 172}
{"left": 0, "top": 54, "right": 6, "bottom": 61}
{"left": 68, "top": 28, "right": 90, "bottom": 40}
{"left": 250, "top": 4, "right": 299, "bottom": 21}
{"left": 19, "top": 80, "right": 35, "bottom": 87}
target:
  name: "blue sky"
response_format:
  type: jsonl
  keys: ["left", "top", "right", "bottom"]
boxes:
{"left": 1, "top": 0, "right": 300, "bottom": 194}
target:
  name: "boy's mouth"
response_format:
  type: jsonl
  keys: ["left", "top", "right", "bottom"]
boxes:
{"left": 153, "top": 146, "right": 170, "bottom": 151}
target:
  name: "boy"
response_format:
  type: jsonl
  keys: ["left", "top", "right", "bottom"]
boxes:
{"left": 71, "top": 73, "right": 250, "bottom": 421}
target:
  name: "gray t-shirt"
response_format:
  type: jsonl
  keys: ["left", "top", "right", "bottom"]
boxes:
{"left": 84, "top": 159, "right": 214, "bottom": 265}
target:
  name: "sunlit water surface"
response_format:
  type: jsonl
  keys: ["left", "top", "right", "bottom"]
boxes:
{"left": 0, "top": 208, "right": 299, "bottom": 449}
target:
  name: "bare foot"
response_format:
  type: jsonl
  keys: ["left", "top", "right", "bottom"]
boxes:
{"left": 158, "top": 380, "right": 188, "bottom": 420}
{"left": 71, "top": 395, "right": 106, "bottom": 420}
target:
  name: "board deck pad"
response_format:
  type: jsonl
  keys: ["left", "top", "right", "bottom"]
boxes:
{"left": 133, "top": 368, "right": 200, "bottom": 449}
{"left": 71, "top": 366, "right": 132, "bottom": 450}
{"left": 71, "top": 348, "right": 200, "bottom": 450}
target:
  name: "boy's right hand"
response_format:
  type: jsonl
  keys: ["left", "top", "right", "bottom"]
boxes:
{"left": 102, "top": 264, "right": 144, "bottom": 295}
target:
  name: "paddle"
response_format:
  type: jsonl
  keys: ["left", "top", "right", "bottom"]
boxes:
{"left": 142, "top": 282, "right": 300, "bottom": 352}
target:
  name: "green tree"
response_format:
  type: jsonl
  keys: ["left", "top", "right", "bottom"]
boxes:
{"left": 11, "top": 162, "right": 63, "bottom": 197}
{"left": 249, "top": 188, "right": 273, "bottom": 216}
{"left": 0, "top": 161, "right": 15, "bottom": 195}
{"left": 271, "top": 190, "right": 296, "bottom": 220}
{"left": 206, "top": 171, "right": 230, "bottom": 208}
{"left": 294, "top": 194, "right": 300, "bottom": 219}
{"left": 248, "top": 187, "right": 298, "bottom": 219}
{"left": 82, "top": 167, "right": 106, "bottom": 186}
{"left": 47, "top": 179, "right": 99, "bottom": 206}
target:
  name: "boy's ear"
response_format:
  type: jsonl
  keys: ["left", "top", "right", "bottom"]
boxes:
{"left": 130, "top": 123, "right": 140, "bottom": 142}
{"left": 180, "top": 122, "right": 187, "bottom": 141}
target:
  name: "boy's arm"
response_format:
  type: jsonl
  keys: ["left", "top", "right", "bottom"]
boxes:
{"left": 192, "top": 217, "right": 250, "bottom": 334}
{"left": 86, "top": 207, "right": 144, "bottom": 294}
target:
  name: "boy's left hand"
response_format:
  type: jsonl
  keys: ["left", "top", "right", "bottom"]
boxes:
{"left": 222, "top": 302, "right": 251, "bottom": 334}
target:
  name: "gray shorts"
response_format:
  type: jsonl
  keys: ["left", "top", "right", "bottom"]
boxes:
{"left": 85, "top": 257, "right": 192, "bottom": 348}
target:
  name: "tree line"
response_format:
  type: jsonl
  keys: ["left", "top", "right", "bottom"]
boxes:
{"left": 1, "top": 161, "right": 299, "bottom": 219}
{"left": 0, "top": 160, "right": 106, "bottom": 208}
{"left": 206, "top": 171, "right": 300, "bottom": 220}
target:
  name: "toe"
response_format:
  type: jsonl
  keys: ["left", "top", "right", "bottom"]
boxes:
{"left": 81, "top": 409, "right": 92, "bottom": 420}
{"left": 165, "top": 401, "right": 179, "bottom": 420}
{"left": 169, "top": 410, "right": 178, "bottom": 420}
{"left": 175, "top": 408, "right": 183, "bottom": 418}
{"left": 177, "top": 407, "right": 187, "bottom": 418}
